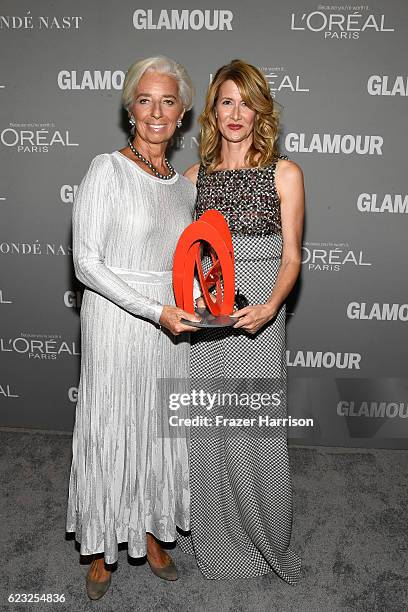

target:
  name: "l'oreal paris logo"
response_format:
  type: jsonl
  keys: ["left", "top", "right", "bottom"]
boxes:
{"left": 301, "top": 243, "right": 371, "bottom": 272}
{"left": 209, "top": 68, "right": 311, "bottom": 95}
{"left": 290, "top": 10, "right": 394, "bottom": 39}
{"left": 1, "top": 125, "right": 78, "bottom": 153}
{"left": 0, "top": 336, "right": 80, "bottom": 359}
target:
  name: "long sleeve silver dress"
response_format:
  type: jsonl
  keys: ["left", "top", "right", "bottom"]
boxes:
{"left": 66, "top": 151, "right": 196, "bottom": 564}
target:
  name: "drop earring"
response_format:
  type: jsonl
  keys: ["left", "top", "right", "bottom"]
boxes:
{"left": 129, "top": 114, "right": 136, "bottom": 135}
{"left": 176, "top": 119, "right": 182, "bottom": 128}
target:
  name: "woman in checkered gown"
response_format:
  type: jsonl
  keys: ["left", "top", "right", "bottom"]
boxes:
{"left": 177, "top": 60, "right": 304, "bottom": 583}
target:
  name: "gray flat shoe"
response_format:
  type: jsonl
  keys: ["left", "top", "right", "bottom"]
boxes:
{"left": 147, "top": 555, "right": 178, "bottom": 581}
{"left": 85, "top": 573, "right": 111, "bottom": 600}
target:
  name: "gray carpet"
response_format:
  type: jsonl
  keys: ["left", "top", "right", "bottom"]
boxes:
{"left": 1, "top": 428, "right": 407, "bottom": 612}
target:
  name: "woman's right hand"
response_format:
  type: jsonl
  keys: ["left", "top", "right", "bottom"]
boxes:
{"left": 159, "top": 305, "right": 201, "bottom": 335}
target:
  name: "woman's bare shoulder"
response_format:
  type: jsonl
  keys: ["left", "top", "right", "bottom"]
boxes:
{"left": 183, "top": 162, "right": 201, "bottom": 185}
{"left": 275, "top": 159, "right": 304, "bottom": 201}
{"left": 276, "top": 158, "right": 303, "bottom": 180}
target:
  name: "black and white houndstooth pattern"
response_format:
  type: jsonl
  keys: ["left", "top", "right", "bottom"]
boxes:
{"left": 177, "top": 233, "right": 301, "bottom": 584}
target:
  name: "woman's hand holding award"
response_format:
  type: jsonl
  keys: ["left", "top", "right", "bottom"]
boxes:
{"left": 172, "top": 210, "right": 238, "bottom": 328}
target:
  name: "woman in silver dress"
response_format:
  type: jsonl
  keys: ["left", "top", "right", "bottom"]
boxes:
{"left": 178, "top": 59, "right": 305, "bottom": 583}
{"left": 66, "top": 56, "right": 200, "bottom": 599}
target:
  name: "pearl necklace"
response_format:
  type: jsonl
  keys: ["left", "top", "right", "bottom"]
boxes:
{"left": 127, "top": 138, "right": 176, "bottom": 180}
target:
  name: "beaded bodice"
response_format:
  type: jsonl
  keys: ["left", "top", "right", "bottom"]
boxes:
{"left": 195, "top": 155, "right": 288, "bottom": 237}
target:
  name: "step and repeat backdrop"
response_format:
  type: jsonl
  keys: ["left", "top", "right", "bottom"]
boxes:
{"left": 0, "top": 0, "right": 407, "bottom": 447}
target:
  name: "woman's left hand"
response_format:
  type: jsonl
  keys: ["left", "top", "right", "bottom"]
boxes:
{"left": 231, "top": 304, "right": 277, "bottom": 334}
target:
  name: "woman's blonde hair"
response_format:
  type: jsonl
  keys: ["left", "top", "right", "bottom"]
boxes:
{"left": 199, "top": 59, "right": 280, "bottom": 172}
{"left": 122, "top": 55, "right": 194, "bottom": 112}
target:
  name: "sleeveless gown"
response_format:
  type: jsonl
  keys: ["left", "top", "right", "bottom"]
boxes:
{"left": 177, "top": 157, "right": 301, "bottom": 584}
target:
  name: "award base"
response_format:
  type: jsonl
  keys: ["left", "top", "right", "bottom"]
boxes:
{"left": 181, "top": 307, "right": 236, "bottom": 328}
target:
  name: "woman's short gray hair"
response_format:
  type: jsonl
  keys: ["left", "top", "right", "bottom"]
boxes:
{"left": 122, "top": 55, "right": 194, "bottom": 111}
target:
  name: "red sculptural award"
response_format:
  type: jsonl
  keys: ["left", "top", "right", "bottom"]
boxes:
{"left": 172, "top": 209, "right": 238, "bottom": 328}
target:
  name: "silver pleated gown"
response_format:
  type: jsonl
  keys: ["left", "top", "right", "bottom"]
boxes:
{"left": 66, "top": 151, "right": 195, "bottom": 564}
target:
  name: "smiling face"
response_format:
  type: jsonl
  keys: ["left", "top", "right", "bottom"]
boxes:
{"left": 214, "top": 79, "right": 256, "bottom": 144}
{"left": 129, "top": 71, "right": 185, "bottom": 146}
